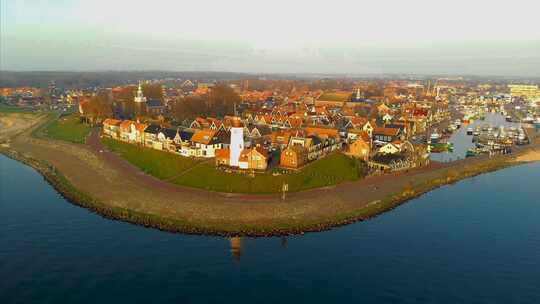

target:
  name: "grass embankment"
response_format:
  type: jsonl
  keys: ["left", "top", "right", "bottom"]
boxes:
{"left": 44, "top": 114, "right": 91, "bottom": 143}
{"left": 0, "top": 104, "right": 35, "bottom": 113}
{"left": 102, "top": 138, "right": 366, "bottom": 193}
{"left": 173, "top": 153, "right": 364, "bottom": 193}
{"left": 101, "top": 138, "right": 200, "bottom": 179}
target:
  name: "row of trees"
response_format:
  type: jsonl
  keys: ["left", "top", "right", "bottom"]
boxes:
{"left": 171, "top": 84, "right": 241, "bottom": 122}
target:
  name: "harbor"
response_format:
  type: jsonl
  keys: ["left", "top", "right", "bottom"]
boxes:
{"left": 429, "top": 112, "right": 528, "bottom": 163}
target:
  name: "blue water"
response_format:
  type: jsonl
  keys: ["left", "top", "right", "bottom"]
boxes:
{"left": 1, "top": 154, "right": 540, "bottom": 303}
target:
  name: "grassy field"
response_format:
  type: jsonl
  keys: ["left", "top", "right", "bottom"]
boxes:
{"left": 102, "top": 137, "right": 366, "bottom": 193}
{"left": 0, "top": 104, "right": 34, "bottom": 113}
{"left": 45, "top": 114, "right": 92, "bottom": 144}
{"left": 173, "top": 152, "right": 365, "bottom": 193}
{"left": 102, "top": 138, "right": 200, "bottom": 180}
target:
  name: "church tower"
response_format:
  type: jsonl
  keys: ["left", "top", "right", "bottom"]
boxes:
{"left": 134, "top": 81, "right": 147, "bottom": 117}
{"left": 134, "top": 81, "right": 147, "bottom": 104}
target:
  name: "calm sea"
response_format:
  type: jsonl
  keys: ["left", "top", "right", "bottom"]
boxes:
{"left": 1, "top": 154, "right": 539, "bottom": 303}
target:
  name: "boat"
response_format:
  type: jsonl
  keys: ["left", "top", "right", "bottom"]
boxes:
{"left": 466, "top": 148, "right": 477, "bottom": 157}
{"left": 466, "top": 127, "right": 473, "bottom": 135}
{"left": 430, "top": 142, "right": 454, "bottom": 153}
{"left": 430, "top": 132, "right": 441, "bottom": 143}
{"left": 522, "top": 116, "right": 535, "bottom": 124}
{"left": 506, "top": 115, "right": 512, "bottom": 122}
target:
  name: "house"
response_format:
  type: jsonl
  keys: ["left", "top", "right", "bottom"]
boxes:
{"left": 347, "top": 129, "right": 371, "bottom": 144}
{"left": 215, "top": 148, "right": 231, "bottom": 166}
{"left": 119, "top": 120, "right": 147, "bottom": 143}
{"left": 157, "top": 128, "right": 181, "bottom": 152}
{"left": 382, "top": 113, "right": 393, "bottom": 124}
{"left": 143, "top": 124, "right": 163, "bottom": 150}
{"left": 271, "top": 130, "right": 293, "bottom": 149}
{"left": 119, "top": 120, "right": 135, "bottom": 141}
{"left": 238, "top": 147, "right": 269, "bottom": 170}
{"left": 346, "top": 137, "right": 371, "bottom": 161}
{"left": 102, "top": 118, "right": 122, "bottom": 138}
{"left": 216, "top": 147, "right": 269, "bottom": 170}
{"left": 378, "top": 142, "right": 401, "bottom": 154}
{"left": 177, "top": 129, "right": 196, "bottom": 157}
{"left": 373, "top": 126, "right": 401, "bottom": 145}
{"left": 304, "top": 127, "right": 341, "bottom": 153}
{"left": 346, "top": 117, "right": 375, "bottom": 137}
{"left": 369, "top": 153, "right": 412, "bottom": 172}
{"left": 289, "top": 134, "right": 323, "bottom": 161}
{"left": 245, "top": 124, "right": 272, "bottom": 139}
{"left": 190, "top": 129, "right": 226, "bottom": 157}
{"left": 280, "top": 145, "right": 308, "bottom": 169}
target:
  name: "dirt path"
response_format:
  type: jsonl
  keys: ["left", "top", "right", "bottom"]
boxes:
{"left": 0, "top": 113, "right": 43, "bottom": 143}
{"left": 4, "top": 116, "right": 540, "bottom": 235}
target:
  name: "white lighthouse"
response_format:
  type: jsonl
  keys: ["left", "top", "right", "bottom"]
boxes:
{"left": 229, "top": 121, "right": 244, "bottom": 167}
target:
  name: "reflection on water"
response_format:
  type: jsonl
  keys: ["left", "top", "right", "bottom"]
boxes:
{"left": 230, "top": 237, "right": 243, "bottom": 261}
{"left": 229, "top": 237, "right": 289, "bottom": 261}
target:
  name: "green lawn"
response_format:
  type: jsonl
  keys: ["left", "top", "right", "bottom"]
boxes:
{"left": 0, "top": 104, "right": 34, "bottom": 113}
{"left": 102, "top": 138, "right": 200, "bottom": 180}
{"left": 101, "top": 137, "right": 366, "bottom": 193}
{"left": 173, "top": 152, "right": 365, "bottom": 193}
{"left": 45, "top": 114, "right": 92, "bottom": 143}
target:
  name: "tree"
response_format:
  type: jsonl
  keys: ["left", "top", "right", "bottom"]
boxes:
{"left": 86, "top": 92, "right": 112, "bottom": 125}
{"left": 171, "top": 84, "right": 241, "bottom": 122}
{"left": 206, "top": 84, "right": 241, "bottom": 117}
{"left": 142, "top": 84, "right": 163, "bottom": 100}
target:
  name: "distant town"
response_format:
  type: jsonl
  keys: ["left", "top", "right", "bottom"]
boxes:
{"left": 2, "top": 75, "right": 539, "bottom": 177}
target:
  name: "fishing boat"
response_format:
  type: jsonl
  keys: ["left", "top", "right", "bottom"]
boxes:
{"left": 466, "top": 127, "right": 474, "bottom": 135}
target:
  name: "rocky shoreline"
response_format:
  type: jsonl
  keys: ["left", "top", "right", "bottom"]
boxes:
{"left": 2, "top": 145, "right": 535, "bottom": 237}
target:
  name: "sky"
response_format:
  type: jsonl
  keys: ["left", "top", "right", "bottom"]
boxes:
{"left": 2, "top": 0, "right": 540, "bottom": 76}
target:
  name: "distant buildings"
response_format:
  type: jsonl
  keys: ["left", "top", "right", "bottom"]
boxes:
{"left": 509, "top": 85, "right": 539, "bottom": 100}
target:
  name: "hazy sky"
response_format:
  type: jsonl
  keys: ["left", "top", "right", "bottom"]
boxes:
{"left": 2, "top": 0, "right": 540, "bottom": 76}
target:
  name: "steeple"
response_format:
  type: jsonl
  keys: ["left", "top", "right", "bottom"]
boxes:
{"left": 134, "top": 81, "right": 147, "bottom": 103}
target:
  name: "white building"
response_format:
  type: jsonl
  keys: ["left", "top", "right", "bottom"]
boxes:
{"left": 229, "top": 122, "right": 244, "bottom": 167}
